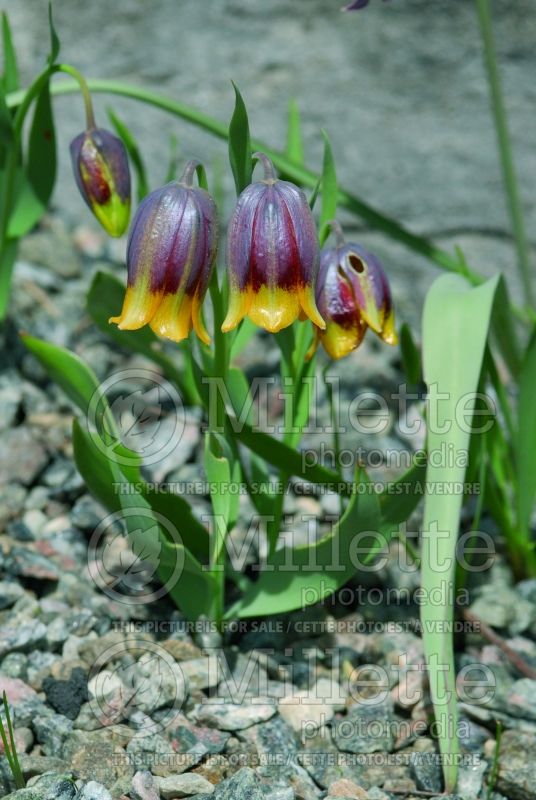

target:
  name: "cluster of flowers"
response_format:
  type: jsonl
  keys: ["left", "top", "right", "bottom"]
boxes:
{"left": 70, "top": 126, "right": 397, "bottom": 360}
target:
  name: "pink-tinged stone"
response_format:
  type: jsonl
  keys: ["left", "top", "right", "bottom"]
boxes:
{"left": 327, "top": 779, "right": 369, "bottom": 798}
{"left": 131, "top": 771, "right": 159, "bottom": 800}
{"left": 0, "top": 676, "right": 38, "bottom": 703}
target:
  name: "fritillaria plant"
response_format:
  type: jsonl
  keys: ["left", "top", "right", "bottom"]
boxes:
{"left": 7, "top": 7, "right": 534, "bottom": 792}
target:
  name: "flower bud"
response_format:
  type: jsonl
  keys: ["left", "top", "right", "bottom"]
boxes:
{"left": 70, "top": 128, "right": 131, "bottom": 237}
{"left": 109, "top": 161, "right": 218, "bottom": 344}
{"left": 222, "top": 153, "right": 325, "bottom": 334}
{"left": 309, "top": 225, "right": 397, "bottom": 360}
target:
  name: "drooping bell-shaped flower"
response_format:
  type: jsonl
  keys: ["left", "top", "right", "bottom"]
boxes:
{"left": 222, "top": 153, "right": 325, "bottom": 334}
{"left": 310, "top": 248, "right": 368, "bottom": 360}
{"left": 308, "top": 222, "right": 397, "bottom": 360}
{"left": 70, "top": 128, "right": 131, "bottom": 237}
{"left": 109, "top": 160, "right": 218, "bottom": 344}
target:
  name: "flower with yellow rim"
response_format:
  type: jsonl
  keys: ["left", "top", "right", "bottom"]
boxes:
{"left": 309, "top": 222, "right": 397, "bottom": 360}
{"left": 222, "top": 153, "right": 325, "bottom": 335}
{"left": 109, "top": 160, "right": 218, "bottom": 344}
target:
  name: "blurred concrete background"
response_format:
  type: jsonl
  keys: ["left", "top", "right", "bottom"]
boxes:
{"left": 2, "top": 0, "right": 536, "bottom": 323}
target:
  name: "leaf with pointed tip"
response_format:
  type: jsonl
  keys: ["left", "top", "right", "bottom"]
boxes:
{"left": 319, "top": 129, "right": 337, "bottom": 244}
{"left": 1, "top": 13, "right": 19, "bottom": 94}
{"left": 228, "top": 82, "right": 252, "bottom": 194}
{"left": 399, "top": 322, "right": 422, "bottom": 385}
{"left": 47, "top": 3, "right": 60, "bottom": 65}
{"left": 286, "top": 99, "right": 304, "bottom": 165}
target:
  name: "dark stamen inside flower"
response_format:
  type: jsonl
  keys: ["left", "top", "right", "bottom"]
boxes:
{"left": 348, "top": 254, "right": 365, "bottom": 274}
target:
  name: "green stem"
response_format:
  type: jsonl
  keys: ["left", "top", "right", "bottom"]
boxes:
{"left": 209, "top": 272, "right": 228, "bottom": 433}
{"left": 322, "top": 363, "right": 341, "bottom": 482}
{"left": 475, "top": 0, "right": 533, "bottom": 308}
{"left": 56, "top": 64, "right": 96, "bottom": 128}
{"left": 5, "top": 78, "right": 487, "bottom": 284}
{"left": 208, "top": 268, "right": 229, "bottom": 625}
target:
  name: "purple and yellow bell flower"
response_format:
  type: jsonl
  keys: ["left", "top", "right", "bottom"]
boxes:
{"left": 222, "top": 153, "right": 325, "bottom": 334}
{"left": 308, "top": 222, "right": 397, "bottom": 360}
{"left": 70, "top": 127, "right": 131, "bottom": 237}
{"left": 310, "top": 248, "right": 368, "bottom": 360}
{"left": 109, "top": 160, "right": 218, "bottom": 344}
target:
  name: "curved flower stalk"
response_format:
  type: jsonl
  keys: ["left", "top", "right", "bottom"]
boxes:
{"left": 222, "top": 153, "right": 325, "bottom": 334}
{"left": 309, "top": 221, "right": 397, "bottom": 359}
{"left": 110, "top": 160, "right": 218, "bottom": 343}
{"left": 70, "top": 127, "right": 131, "bottom": 237}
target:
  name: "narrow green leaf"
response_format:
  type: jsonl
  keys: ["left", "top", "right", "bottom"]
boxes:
{"left": 319, "top": 129, "right": 338, "bottom": 244}
{"left": 225, "top": 471, "right": 381, "bottom": 618}
{"left": 286, "top": 99, "right": 304, "bottom": 165}
{"left": 491, "top": 275, "right": 521, "bottom": 378}
{"left": 399, "top": 322, "right": 422, "bottom": 385}
{"left": 379, "top": 456, "right": 426, "bottom": 529}
{"left": 73, "top": 420, "right": 214, "bottom": 621}
{"left": 47, "top": 3, "right": 60, "bottom": 65}
{"left": 233, "top": 421, "right": 344, "bottom": 491}
{"left": 287, "top": 354, "right": 316, "bottom": 449}
{"left": 228, "top": 82, "right": 251, "bottom": 194}
{"left": 205, "top": 433, "right": 233, "bottom": 531}
{"left": 22, "top": 333, "right": 104, "bottom": 419}
{"left": 107, "top": 108, "right": 148, "bottom": 201}
{"left": 308, "top": 175, "right": 322, "bottom": 211}
{"left": 0, "top": 238, "right": 17, "bottom": 321}
{"left": 27, "top": 81, "right": 56, "bottom": 205}
{"left": 6, "top": 169, "right": 46, "bottom": 238}
{"left": 421, "top": 273, "right": 499, "bottom": 792}
{"left": 0, "top": 84, "right": 13, "bottom": 159}
{"left": 230, "top": 318, "right": 257, "bottom": 360}
{"left": 275, "top": 326, "right": 295, "bottom": 382}
{"left": 225, "top": 366, "right": 255, "bottom": 426}
{"left": 515, "top": 328, "right": 536, "bottom": 532}
{"left": 1, "top": 13, "right": 19, "bottom": 94}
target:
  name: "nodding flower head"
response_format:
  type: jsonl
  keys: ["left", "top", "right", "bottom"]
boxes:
{"left": 70, "top": 127, "right": 131, "bottom": 237}
{"left": 222, "top": 153, "right": 325, "bottom": 334}
{"left": 109, "top": 160, "right": 218, "bottom": 344}
{"left": 308, "top": 222, "right": 397, "bottom": 360}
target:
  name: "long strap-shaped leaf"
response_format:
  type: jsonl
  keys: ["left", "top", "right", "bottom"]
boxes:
{"left": 421, "top": 273, "right": 499, "bottom": 792}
